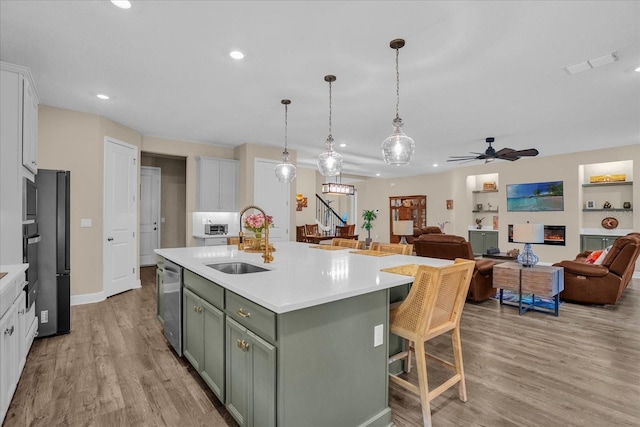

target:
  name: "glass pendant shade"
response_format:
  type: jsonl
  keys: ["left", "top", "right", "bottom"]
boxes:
{"left": 317, "top": 136, "right": 343, "bottom": 176}
{"left": 275, "top": 151, "right": 296, "bottom": 183}
{"left": 274, "top": 99, "right": 296, "bottom": 183}
{"left": 381, "top": 117, "right": 415, "bottom": 165}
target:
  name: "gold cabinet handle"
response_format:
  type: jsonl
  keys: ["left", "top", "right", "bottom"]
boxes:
{"left": 194, "top": 306, "right": 202, "bottom": 313}
{"left": 236, "top": 339, "right": 250, "bottom": 352}
{"left": 237, "top": 308, "right": 251, "bottom": 318}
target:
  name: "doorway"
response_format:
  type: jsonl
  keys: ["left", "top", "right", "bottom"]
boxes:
{"left": 140, "top": 166, "right": 161, "bottom": 266}
{"left": 254, "top": 158, "right": 290, "bottom": 241}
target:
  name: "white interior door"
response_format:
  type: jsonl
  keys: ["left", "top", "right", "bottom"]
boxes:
{"left": 140, "top": 166, "right": 161, "bottom": 266}
{"left": 104, "top": 137, "right": 139, "bottom": 297}
{"left": 254, "top": 159, "right": 289, "bottom": 241}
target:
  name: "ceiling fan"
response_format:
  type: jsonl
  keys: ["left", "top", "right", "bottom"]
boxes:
{"left": 447, "top": 137, "right": 539, "bottom": 163}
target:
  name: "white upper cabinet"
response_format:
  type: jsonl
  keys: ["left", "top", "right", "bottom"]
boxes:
{"left": 196, "top": 157, "right": 238, "bottom": 212}
{"left": 21, "top": 76, "right": 38, "bottom": 175}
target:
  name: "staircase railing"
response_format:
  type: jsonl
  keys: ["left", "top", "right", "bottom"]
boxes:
{"left": 315, "top": 194, "right": 346, "bottom": 234}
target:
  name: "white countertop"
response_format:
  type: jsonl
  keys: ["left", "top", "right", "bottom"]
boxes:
{"left": 1, "top": 264, "right": 28, "bottom": 312}
{"left": 156, "top": 242, "right": 451, "bottom": 314}
{"left": 193, "top": 233, "right": 231, "bottom": 239}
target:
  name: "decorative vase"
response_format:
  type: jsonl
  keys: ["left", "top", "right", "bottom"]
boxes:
{"left": 252, "top": 232, "right": 263, "bottom": 250}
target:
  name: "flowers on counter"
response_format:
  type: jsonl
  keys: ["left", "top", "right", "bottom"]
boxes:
{"left": 244, "top": 213, "right": 274, "bottom": 233}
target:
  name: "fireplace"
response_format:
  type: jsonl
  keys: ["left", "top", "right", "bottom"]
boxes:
{"left": 508, "top": 224, "right": 565, "bottom": 246}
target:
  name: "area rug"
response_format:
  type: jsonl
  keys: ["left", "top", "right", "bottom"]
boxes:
{"left": 493, "top": 290, "right": 562, "bottom": 311}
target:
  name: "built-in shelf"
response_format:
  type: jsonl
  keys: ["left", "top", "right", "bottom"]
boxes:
{"left": 471, "top": 190, "right": 499, "bottom": 194}
{"left": 472, "top": 209, "right": 499, "bottom": 213}
{"left": 582, "top": 181, "right": 632, "bottom": 188}
{"left": 582, "top": 208, "right": 633, "bottom": 212}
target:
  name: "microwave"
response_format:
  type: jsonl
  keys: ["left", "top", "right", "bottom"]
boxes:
{"left": 23, "top": 178, "right": 37, "bottom": 222}
{"left": 205, "top": 224, "right": 228, "bottom": 235}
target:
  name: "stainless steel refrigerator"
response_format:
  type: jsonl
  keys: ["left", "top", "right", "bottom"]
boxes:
{"left": 35, "top": 169, "right": 70, "bottom": 337}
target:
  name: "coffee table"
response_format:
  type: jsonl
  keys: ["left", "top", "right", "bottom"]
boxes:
{"left": 492, "top": 262, "right": 564, "bottom": 316}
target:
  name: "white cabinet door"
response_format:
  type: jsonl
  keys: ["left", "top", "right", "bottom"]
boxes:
{"left": 197, "top": 157, "right": 238, "bottom": 212}
{"left": 22, "top": 76, "right": 38, "bottom": 175}
{"left": 219, "top": 160, "right": 238, "bottom": 211}
{"left": 15, "top": 292, "right": 26, "bottom": 375}
{"left": 0, "top": 301, "right": 18, "bottom": 422}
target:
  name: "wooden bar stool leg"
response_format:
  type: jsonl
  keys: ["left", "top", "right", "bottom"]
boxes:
{"left": 405, "top": 339, "right": 413, "bottom": 373}
{"left": 414, "top": 341, "right": 433, "bottom": 427}
{"left": 451, "top": 327, "right": 467, "bottom": 402}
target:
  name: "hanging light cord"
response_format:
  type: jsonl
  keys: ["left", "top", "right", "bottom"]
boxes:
{"left": 328, "top": 79, "right": 333, "bottom": 142}
{"left": 395, "top": 46, "right": 400, "bottom": 120}
{"left": 283, "top": 102, "right": 288, "bottom": 154}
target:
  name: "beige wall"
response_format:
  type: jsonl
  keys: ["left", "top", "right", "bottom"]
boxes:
{"left": 38, "top": 105, "right": 142, "bottom": 297}
{"left": 295, "top": 167, "right": 317, "bottom": 226}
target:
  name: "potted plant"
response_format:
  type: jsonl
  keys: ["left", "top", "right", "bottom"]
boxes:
{"left": 361, "top": 209, "right": 378, "bottom": 248}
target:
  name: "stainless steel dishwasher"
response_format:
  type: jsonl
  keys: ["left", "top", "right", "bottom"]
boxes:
{"left": 163, "top": 259, "right": 183, "bottom": 356}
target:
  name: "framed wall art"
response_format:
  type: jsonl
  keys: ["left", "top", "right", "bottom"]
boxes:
{"left": 506, "top": 180, "right": 564, "bottom": 212}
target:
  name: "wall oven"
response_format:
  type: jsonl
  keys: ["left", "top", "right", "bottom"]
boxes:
{"left": 23, "top": 222, "right": 41, "bottom": 310}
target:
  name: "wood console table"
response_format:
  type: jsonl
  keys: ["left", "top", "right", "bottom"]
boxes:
{"left": 492, "top": 263, "right": 564, "bottom": 316}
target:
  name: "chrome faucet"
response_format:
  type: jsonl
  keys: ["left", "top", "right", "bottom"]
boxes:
{"left": 238, "top": 205, "right": 273, "bottom": 264}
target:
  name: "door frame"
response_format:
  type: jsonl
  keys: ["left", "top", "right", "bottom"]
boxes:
{"left": 140, "top": 166, "right": 161, "bottom": 266}
{"left": 253, "top": 158, "right": 290, "bottom": 241}
{"left": 103, "top": 136, "right": 140, "bottom": 297}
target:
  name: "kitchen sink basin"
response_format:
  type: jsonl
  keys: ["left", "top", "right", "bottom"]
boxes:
{"left": 206, "top": 262, "right": 270, "bottom": 274}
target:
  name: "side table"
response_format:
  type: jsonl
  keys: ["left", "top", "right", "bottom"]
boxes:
{"left": 493, "top": 263, "right": 564, "bottom": 316}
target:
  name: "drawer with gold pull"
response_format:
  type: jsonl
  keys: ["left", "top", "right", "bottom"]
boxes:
{"left": 226, "top": 290, "right": 276, "bottom": 343}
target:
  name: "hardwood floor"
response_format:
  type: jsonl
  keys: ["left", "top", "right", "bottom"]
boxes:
{"left": 4, "top": 268, "right": 640, "bottom": 426}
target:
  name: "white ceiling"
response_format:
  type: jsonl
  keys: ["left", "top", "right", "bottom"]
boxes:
{"left": 1, "top": 1, "right": 639, "bottom": 178}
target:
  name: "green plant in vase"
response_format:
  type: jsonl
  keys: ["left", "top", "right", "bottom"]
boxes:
{"left": 361, "top": 209, "right": 378, "bottom": 248}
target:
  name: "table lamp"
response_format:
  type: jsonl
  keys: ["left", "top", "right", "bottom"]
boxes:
{"left": 512, "top": 223, "right": 544, "bottom": 267}
{"left": 393, "top": 220, "right": 414, "bottom": 245}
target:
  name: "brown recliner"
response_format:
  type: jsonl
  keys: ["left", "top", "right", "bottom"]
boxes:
{"left": 413, "top": 234, "right": 497, "bottom": 302}
{"left": 406, "top": 226, "right": 443, "bottom": 244}
{"left": 553, "top": 232, "right": 640, "bottom": 305}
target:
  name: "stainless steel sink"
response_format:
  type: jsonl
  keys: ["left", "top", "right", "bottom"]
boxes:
{"left": 206, "top": 262, "right": 270, "bottom": 274}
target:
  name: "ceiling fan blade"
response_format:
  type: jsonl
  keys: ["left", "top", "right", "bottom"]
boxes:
{"left": 496, "top": 155, "right": 520, "bottom": 161}
{"left": 448, "top": 155, "right": 478, "bottom": 159}
{"left": 447, "top": 158, "right": 476, "bottom": 162}
{"left": 511, "top": 148, "right": 539, "bottom": 157}
{"left": 494, "top": 148, "right": 516, "bottom": 157}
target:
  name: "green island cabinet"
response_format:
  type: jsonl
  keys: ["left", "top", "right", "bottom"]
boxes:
{"left": 183, "top": 270, "right": 226, "bottom": 402}
{"left": 468, "top": 230, "right": 498, "bottom": 256}
{"left": 181, "top": 268, "right": 391, "bottom": 427}
{"left": 156, "top": 257, "right": 164, "bottom": 324}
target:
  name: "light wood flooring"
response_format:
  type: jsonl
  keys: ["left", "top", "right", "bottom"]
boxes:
{"left": 4, "top": 268, "right": 640, "bottom": 426}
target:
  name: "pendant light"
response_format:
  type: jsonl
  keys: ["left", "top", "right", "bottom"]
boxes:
{"left": 274, "top": 99, "right": 297, "bottom": 183}
{"left": 381, "top": 38, "right": 415, "bottom": 165}
{"left": 317, "top": 75, "right": 343, "bottom": 176}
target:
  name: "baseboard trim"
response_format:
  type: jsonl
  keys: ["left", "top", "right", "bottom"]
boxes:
{"left": 71, "top": 280, "right": 142, "bottom": 306}
{"left": 71, "top": 291, "right": 106, "bottom": 306}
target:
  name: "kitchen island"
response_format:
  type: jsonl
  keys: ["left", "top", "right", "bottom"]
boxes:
{"left": 156, "top": 242, "right": 450, "bottom": 427}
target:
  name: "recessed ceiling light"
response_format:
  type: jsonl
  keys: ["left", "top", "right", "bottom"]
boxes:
{"left": 111, "top": 0, "right": 131, "bottom": 9}
{"left": 375, "top": 173, "right": 381, "bottom": 177}
{"left": 635, "top": 66, "right": 640, "bottom": 72}
{"left": 432, "top": 163, "right": 439, "bottom": 167}
{"left": 97, "top": 94, "right": 110, "bottom": 100}
{"left": 339, "top": 143, "right": 346, "bottom": 148}
{"left": 230, "top": 51, "right": 245, "bottom": 60}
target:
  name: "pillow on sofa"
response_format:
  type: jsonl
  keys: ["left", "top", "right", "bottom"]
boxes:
{"left": 593, "top": 245, "right": 612, "bottom": 265}
{"left": 585, "top": 250, "right": 603, "bottom": 264}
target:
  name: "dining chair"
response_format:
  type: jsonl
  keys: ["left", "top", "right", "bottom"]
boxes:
{"left": 296, "top": 225, "right": 306, "bottom": 242}
{"left": 335, "top": 225, "right": 350, "bottom": 237}
{"left": 331, "top": 238, "right": 363, "bottom": 249}
{"left": 388, "top": 258, "right": 475, "bottom": 427}
{"left": 304, "top": 224, "right": 319, "bottom": 242}
{"left": 369, "top": 242, "right": 414, "bottom": 255}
